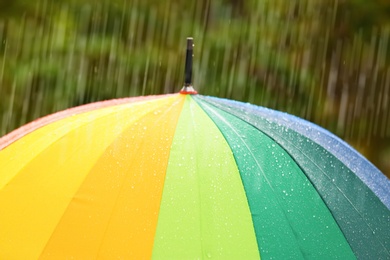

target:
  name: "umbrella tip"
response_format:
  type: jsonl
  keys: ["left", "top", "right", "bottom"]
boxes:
{"left": 180, "top": 86, "right": 198, "bottom": 95}
{"left": 180, "top": 37, "right": 197, "bottom": 95}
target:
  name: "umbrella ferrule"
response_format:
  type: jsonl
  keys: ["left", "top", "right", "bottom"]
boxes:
{"left": 180, "top": 37, "right": 197, "bottom": 94}
{"left": 184, "top": 37, "right": 193, "bottom": 85}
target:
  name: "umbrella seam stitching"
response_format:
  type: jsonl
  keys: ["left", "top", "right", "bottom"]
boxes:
{"left": 198, "top": 96, "right": 389, "bottom": 257}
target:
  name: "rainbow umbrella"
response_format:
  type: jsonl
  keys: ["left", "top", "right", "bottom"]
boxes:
{"left": 0, "top": 39, "right": 389, "bottom": 259}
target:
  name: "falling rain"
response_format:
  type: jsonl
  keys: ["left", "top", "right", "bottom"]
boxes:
{"left": 0, "top": 0, "right": 389, "bottom": 176}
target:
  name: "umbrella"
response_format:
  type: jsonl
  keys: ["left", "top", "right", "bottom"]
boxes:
{"left": 0, "top": 38, "right": 389, "bottom": 259}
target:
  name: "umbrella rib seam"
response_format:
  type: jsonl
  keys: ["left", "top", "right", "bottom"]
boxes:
{"left": 197, "top": 96, "right": 389, "bottom": 256}
{"left": 194, "top": 98, "right": 306, "bottom": 258}
{"left": 94, "top": 97, "right": 184, "bottom": 259}
{"left": 37, "top": 96, "right": 183, "bottom": 258}
{"left": 0, "top": 97, "right": 176, "bottom": 192}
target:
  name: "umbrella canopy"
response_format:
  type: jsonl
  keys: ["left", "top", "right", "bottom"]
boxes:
{"left": 0, "top": 93, "right": 389, "bottom": 259}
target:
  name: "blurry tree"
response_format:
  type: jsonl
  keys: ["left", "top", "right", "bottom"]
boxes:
{"left": 0, "top": 0, "right": 389, "bottom": 176}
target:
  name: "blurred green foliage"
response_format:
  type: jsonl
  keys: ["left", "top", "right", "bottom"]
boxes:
{"left": 0, "top": 0, "right": 389, "bottom": 176}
